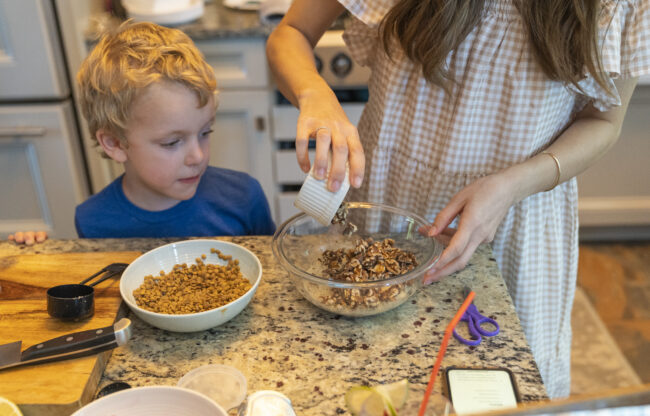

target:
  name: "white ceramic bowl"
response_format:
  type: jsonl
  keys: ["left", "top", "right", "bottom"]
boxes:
{"left": 120, "top": 239, "right": 262, "bottom": 332}
{"left": 72, "top": 386, "right": 228, "bottom": 416}
{"left": 122, "top": 0, "right": 204, "bottom": 25}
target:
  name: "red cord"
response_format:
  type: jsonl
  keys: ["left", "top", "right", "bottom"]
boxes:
{"left": 417, "top": 290, "right": 475, "bottom": 416}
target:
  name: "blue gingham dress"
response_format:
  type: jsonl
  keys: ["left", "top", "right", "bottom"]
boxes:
{"left": 341, "top": 0, "right": 650, "bottom": 397}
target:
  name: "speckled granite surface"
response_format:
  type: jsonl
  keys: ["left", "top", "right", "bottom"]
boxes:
{"left": 0, "top": 238, "right": 547, "bottom": 414}
{"left": 159, "top": 0, "right": 272, "bottom": 39}
{"left": 91, "top": 0, "right": 349, "bottom": 40}
{"left": 90, "top": 0, "right": 272, "bottom": 40}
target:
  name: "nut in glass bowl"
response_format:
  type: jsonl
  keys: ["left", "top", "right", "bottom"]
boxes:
{"left": 272, "top": 202, "right": 443, "bottom": 317}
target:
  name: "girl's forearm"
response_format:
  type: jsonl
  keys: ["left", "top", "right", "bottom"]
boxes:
{"left": 266, "top": 25, "right": 327, "bottom": 107}
{"left": 266, "top": 0, "right": 344, "bottom": 109}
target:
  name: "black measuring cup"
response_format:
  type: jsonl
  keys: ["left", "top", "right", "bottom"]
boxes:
{"left": 46, "top": 263, "right": 129, "bottom": 321}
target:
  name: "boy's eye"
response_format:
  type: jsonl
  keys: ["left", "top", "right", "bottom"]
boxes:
{"left": 161, "top": 139, "right": 180, "bottom": 147}
{"left": 201, "top": 129, "right": 214, "bottom": 138}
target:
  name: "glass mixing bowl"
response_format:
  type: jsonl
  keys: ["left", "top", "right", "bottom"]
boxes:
{"left": 272, "top": 202, "right": 444, "bottom": 317}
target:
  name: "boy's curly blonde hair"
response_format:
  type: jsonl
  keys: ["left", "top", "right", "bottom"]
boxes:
{"left": 77, "top": 21, "right": 217, "bottom": 156}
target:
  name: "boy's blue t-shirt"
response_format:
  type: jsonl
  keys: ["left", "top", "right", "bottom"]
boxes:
{"left": 75, "top": 166, "right": 275, "bottom": 238}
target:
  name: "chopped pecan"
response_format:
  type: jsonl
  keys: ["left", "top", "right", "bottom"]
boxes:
{"left": 318, "top": 237, "right": 419, "bottom": 310}
{"left": 331, "top": 203, "right": 358, "bottom": 236}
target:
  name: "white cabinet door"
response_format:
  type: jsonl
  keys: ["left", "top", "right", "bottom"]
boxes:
{"left": 0, "top": 0, "right": 69, "bottom": 99}
{"left": 0, "top": 103, "right": 88, "bottom": 238}
{"left": 212, "top": 89, "right": 276, "bottom": 220}
{"left": 195, "top": 37, "right": 269, "bottom": 89}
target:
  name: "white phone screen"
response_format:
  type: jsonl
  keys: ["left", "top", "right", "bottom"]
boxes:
{"left": 446, "top": 368, "right": 518, "bottom": 415}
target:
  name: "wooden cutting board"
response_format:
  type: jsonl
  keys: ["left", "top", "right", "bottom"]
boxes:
{"left": 0, "top": 251, "right": 141, "bottom": 416}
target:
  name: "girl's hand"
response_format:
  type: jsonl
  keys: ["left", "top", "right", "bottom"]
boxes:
{"left": 295, "top": 88, "right": 365, "bottom": 192}
{"left": 266, "top": 0, "right": 364, "bottom": 192}
{"left": 8, "top": 231, "right": 48, "bottom": 245}
{"left": 423, "top": 173, "right": 517, "bottom": 284}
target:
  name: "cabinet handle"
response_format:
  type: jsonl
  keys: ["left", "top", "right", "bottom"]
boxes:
{"left": 0, "top": 127, "right": 46, "bottom": 137}
{"left": 255, "top": 116, "right": 266, "bottom": 132}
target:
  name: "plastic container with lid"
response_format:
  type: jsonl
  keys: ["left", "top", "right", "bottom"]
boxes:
{"left": 178, "top": 364, "right": 297, "bottom": 415}
{"left": 244, "top": 390, "right": 297, "bottom": 416}
{"left": 177, "top": 364, "right": 247, "bottom": 411}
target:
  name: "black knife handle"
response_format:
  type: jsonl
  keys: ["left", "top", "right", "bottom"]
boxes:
{"left": 21, "top": 324, "right": 115, "bottom": 361}
{"left": 16, "top": 340, "right": 121, "bottom": 369}
{"left": 21, "top": 318, "right": 131, "bottom": 362}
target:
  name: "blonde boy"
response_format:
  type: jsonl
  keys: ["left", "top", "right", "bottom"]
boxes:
{"left": 74, "top": 21, "right": 274, "bottom": 238}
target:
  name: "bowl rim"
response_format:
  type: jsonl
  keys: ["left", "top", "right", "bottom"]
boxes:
{"left": 272, "top": 201, "right": 442, "bottom": 288}
{"left": 72, "top": 385, "right": 228, "bottom": 415}
{"left": 119, "top": 239, "right": 262, "bottom": 318}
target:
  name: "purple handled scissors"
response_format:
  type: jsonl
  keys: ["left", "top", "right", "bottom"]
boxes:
{"left": 453, "top": 286, "right": 500, "bottom": 346}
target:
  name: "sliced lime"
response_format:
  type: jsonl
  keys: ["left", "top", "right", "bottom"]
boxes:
{"left": 346, "top": 380, "right": 409, "bottom": 416}
{"left": 373, "top": 379, "right": 409, "bottom": 411}
{"left": 359, "top": 391, "right": 387, "bottom": 416}
{"left": 346, "top": 386, "right": 375, "bottom": 416}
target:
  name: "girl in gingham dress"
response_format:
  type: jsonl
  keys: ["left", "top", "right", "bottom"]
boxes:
{"left": 267, "top": 0, "right": 650, "bottom": 397}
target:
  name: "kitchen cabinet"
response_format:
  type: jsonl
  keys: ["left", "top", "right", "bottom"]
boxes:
{"left": 0, "top": 103, "right": 88, "bottom": 238}
{"left": 0, "top": 0, "right": 68, "bottom": 100}
{"left": 0, "top": 0, "right": 89, "bottom": 239}
{"left": 194, "top": 36, "right": 269, "bottom": 90}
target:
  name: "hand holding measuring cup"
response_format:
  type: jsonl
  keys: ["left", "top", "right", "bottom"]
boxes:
{"left": 452, "top": 286, "right": 500, "bottom": 346}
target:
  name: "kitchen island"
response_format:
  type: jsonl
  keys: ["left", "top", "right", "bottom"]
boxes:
{"left": 0, "top": 237, "right": 547, "bottom": 414}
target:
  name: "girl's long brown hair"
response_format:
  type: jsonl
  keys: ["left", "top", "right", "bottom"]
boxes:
{"left": 379, "top": 0, "right": 612, "bottom": 95}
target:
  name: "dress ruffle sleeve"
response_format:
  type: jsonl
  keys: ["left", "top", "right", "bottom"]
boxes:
{"left": 572, "top": 0, "right": 650, "bottom": 111}
{"left": 338, "top": 0, "right": 393, "bottom": 67}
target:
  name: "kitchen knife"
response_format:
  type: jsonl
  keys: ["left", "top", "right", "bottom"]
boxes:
{"left": 0, "top": 318, "right": 132, "bottom": 371}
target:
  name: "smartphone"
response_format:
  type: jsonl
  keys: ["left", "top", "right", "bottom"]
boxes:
{"left": 443, "top": 366, "right": 520, "bottom": 415}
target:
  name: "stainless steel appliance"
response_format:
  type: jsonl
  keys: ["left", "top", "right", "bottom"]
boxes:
{"left": 0, "top": 0, "right": 89, "bottom": 238}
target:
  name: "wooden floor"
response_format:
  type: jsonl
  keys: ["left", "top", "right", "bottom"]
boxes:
{"left": 577, "top": 242, "right": 650, "bottom": 383}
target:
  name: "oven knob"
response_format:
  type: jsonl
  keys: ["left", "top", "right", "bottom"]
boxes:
{"left": 314, "top": 54, "right": 323, "bottom": 73}
{"left": 331, "top": 53, "right": 352, "bottom": 78}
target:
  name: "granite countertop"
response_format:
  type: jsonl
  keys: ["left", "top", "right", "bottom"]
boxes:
{"left": 89, "top": 0, "right": 273, "bottom": 40}
{"left": 90, "top": 0, "right": 349, "bottom": 40}
{"left": 1, "top": 237, "right": 547, "bottom": 414}
{"left": 170, "top": 0, "right": 272, "bottom": 39}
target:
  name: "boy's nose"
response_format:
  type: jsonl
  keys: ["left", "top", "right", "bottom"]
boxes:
{"left": 185, "top": 139, "right": 206, "bottom": 165}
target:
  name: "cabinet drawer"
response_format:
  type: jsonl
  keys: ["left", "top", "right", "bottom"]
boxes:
{"left": 274, "top": 150, "right": 311, "bottom": 184}
{"left": 0, "top": 0, "right": 69, "bottom": 99}
{"left": 0, "top": 102, "right": 87, "bottom": 238}
{"left": 195, "top": 38, "right": 268, "bottom": 89}
{"left": 272, "top": 104, "right": 366, "bottom": 139}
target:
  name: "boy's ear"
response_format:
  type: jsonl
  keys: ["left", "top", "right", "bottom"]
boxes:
{"left": 96, "top": 129, "right": 128, "bottom": 163}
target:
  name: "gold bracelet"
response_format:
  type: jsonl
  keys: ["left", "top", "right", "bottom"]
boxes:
{"left": 541, "top": 151, "right": 561, "bottom": 191}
